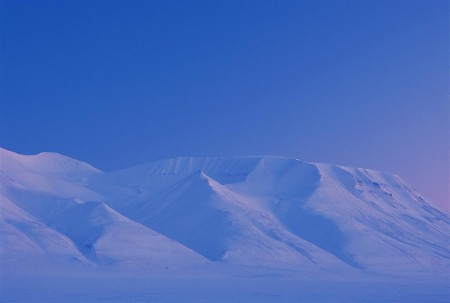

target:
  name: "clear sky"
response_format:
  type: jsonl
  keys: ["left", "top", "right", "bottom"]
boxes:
{"left": 1, "top": 0, "right": 448, "bottom": 211}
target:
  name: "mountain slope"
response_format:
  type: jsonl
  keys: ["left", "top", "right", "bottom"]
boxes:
{"left": 122, "top": 170, "right": 350, "bottom": 272}
{"left": 0, "top": 148, "right": 207, "bottom": 270}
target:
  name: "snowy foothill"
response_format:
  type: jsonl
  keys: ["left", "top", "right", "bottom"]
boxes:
{"left": 0, "top": 148, "right": 449, "bottom": 302}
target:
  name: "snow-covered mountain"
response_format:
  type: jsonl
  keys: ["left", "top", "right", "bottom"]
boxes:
{"left": 1, "top": 148, "right": 448, "bottom": 277}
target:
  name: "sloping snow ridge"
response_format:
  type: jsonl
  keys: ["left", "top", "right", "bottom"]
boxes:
{"left": 1, "top": 148, "right": 449, "bottom": 278}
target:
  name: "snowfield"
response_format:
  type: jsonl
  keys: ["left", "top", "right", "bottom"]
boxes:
{"left": 0, "top": 148, "right": 449, "bottom": 302}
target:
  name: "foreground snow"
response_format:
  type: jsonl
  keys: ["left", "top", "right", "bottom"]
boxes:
{"left": 0, "top": 148, "right": 449, "bottom": 302}
{"left": 2, "top": 266, "right": 449, "bottom": 303}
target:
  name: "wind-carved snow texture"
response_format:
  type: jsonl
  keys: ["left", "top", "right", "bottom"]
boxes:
{"left": 1, "top": 148, "right": 449, "bottom": 278}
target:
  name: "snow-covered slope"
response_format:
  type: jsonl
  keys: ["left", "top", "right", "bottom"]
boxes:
{"left": 1, "top": 148, "right": 448, "bottom": 277}
{"left": 0, "top": 148, "right": 206, "bottom": 270}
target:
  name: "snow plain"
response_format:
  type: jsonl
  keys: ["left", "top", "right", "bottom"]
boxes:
{"left": 1, "top": 148, "right": 449, "bottom": 302}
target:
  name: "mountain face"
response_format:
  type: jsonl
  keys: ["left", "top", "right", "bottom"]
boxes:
{"left": 1, "top": 148, "right": 448, "bottom": 276}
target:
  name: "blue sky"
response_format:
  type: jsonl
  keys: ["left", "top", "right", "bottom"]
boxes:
{"left": 1, "top": 0, "right": 448, "bottom": 210}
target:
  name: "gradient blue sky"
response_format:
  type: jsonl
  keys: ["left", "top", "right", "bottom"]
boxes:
{"left": 1, "top": 0, "right": 448, "bottom": 210}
